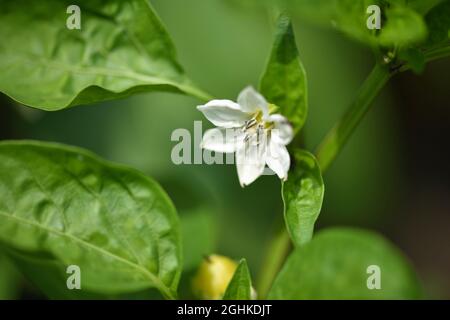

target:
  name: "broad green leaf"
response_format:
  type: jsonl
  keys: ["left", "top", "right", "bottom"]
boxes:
{"left": 0, "top": 0, "right": 210, "bottom": 111}
{"left": 286, "top": 0, "right": 427, "bottom": 47}
{"left": 424, "top": 0, "right": 450, "bottom": 47}
{"left": 181, "top": 208, "right": 217, "bottom": 271}
{"left": 0, "top": 140, "right": 181, "bottom": 299}
{"left": 4, "top": 247, "right": 102, "bottom": 299}
{"left": 260, "top": 15, "right": 308, "bottom": 134}
{"left": 282, "top": 149, "right": 324, "bottom": 246}
{"left": 223, "top": 259, "right": 253, "bottom": 300}
{"left": 4, "top": 246, "right": 162, "bottom": 299}
{"left": 269, "top": 228, "right": 421, "bottom": 299}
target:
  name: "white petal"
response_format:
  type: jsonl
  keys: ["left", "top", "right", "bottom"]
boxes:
{"left": 235, "top": 135, "right": 267, "bottom": 187}
{"left": 237, "top": 86, "right": 268, "bottom": 116}
{"left": 197, "top": 100, "right": 250, "bottom": 128}
{"left": 268, "top": 114, "right": 293, "bottom": 145}
{"left": 201, "top": 128, "right": 242, "bottom": 153}
{"left": 266, "top": 140, "right": 290, "bottom": 180}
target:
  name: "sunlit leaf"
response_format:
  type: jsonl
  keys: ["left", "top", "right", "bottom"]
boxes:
{"left": 0, "top": 140, "right": 181, "bottom": 299}
{"left": 0, "top": 0, "right": 210, "bottom": 110}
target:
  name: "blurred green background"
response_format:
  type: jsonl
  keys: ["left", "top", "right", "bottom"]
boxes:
{"left": 0, "top": 0, "right": 449, "bottom": 299}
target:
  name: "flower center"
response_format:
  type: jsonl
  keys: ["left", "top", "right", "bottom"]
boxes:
{"left": 242, "top": 110, "right": 273, "bottom": 145}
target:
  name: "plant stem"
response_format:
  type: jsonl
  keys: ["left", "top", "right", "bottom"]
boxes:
{"left": 183, "top": 84, "right": 214, "bottom": 102}
{"left": 257, "top": 63, "right": 391, "bottom": 298}
{"left": 424, "top": 44, "right": 450, "bottom": 64}
{"left": 257, "top": 227, "right": 290, "bottom": 298}
{"left": 315, "top": 63, "right": 391, "bottom": 171}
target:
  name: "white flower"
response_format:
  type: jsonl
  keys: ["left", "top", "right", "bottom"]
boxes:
{"left": 197, "top": 86, "right": 293, "bottom": 187}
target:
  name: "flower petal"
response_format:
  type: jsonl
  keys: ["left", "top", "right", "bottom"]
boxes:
{"left": 235, "top": 135, "right": 267, "bottom": 187}
{"left": 268, "top": 114, "right": 293, "bottom": 145}
{"left": 266, "top": 140, "right": 290, "bottom": 180}
{"left": 197, "top": 100, "right": 250, "bottom": 128}
{"left": 201, "top": 128, "right": 242, "bottom": 153}
{"left": 237, "top": 86, "right": 268, "bottom": 116}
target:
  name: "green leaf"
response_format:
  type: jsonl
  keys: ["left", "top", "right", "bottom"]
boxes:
{"left": 0, "top": 252, "right": 21, "bottom": 300}
{"left": 260, "top": 14, "right": 308, "bottom": 134}
{"left": 0, "top": 0, "right": 210, "bottom": 111}
{"left": 398, "top": 48, "right": 426, "bottom": 74}
{"left": 286, "top": 0, "right": 427, "bottom": 47}
{"left": 181, "top": 208, "right": 217, "bottom": 272}
{"left": 4, "top": 247, "right": 102, "bottom": 299}
{"left": 223, "top": 259, "right": 253, "bottom": 300}
{"left": 424, "top": 0, "right": 450, "bottom": 47}
{"left": 4, "top": 246, "right": 162, "bottom": 299}
{"left": 282, "top": 149, "right": 324, "bottom": 246}
{"left": 268, "top": 228, "right": 422, "bottom": 299}
{"left": 0, "top": 140, "right": 181, "bottom": 299}
{"left": 378, "top": 6, "right": 428, "bottom": 47}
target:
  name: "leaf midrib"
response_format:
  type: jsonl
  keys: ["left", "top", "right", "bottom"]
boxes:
{"left": 0, "top": 210, "right": 175, "bottom": 299}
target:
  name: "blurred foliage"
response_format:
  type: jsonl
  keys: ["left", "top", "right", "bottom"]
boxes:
{"left": 181, "top": 208, "right": 217, "bottom": 272}
{"left": 0, "top": 141, "right": 182, "bottom": 299}
{"left": 269, "top": 228, "right": 421, "bottom": 299}
{"left": 0, "top": 0, "right": 209, "bottom": 110}
{"left": 1, "top": 0, "right": 430, "bottom": 298}
{"left": 10, "top": 0, "right": 400, "bottom": 273}
{"left": 284, "top": 0, "right": 427, "bottom": 47}
{"left": 0, "top": 253, "right": 21, "bottom": 300}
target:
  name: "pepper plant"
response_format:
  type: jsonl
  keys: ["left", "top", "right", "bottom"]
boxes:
{"left": 0, "top": 0, "right": 449, "bottom": 299}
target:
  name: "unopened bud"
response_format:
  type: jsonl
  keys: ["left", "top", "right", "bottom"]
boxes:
{"left": 192, "top": 254, "right": 237, "bottom": 300}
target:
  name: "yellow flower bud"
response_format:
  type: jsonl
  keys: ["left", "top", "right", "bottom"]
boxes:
{"left": 192, "top": 254, "right": 237, "bottom": 300}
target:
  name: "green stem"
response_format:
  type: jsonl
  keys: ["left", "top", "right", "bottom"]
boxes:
{"left": 315, "top": 64, "right": 391, "bottom": 171}
{"left": 257, "top": 228, "right": 290, "bottom": 298}
{"left": 424, "top": 44, "right": 450, "bottom": 63}
{"left": 183, "top": 84, "right": 214, "bottom": 102}
{"left": 257, "top": 63, "right": 391, "bottom": 298}
{"left": 257, "top": 46, "right": 450, "bottom": 299}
